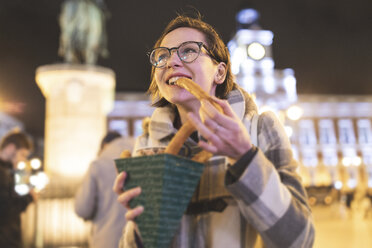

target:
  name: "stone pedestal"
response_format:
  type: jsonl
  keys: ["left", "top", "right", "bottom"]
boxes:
{"left": 36, "top": 64, "right": 115, "bottom": 185}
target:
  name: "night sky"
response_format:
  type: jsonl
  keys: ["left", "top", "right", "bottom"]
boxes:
{"left": 0, "top": 0, "right": 371, "bottom": 138}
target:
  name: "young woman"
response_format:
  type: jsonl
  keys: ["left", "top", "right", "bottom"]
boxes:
{"left": 114, "top": 14, "right": 315, "bottom": 248}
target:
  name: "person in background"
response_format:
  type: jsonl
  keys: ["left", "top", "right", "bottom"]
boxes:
{"left": 0, "top": 130, "right": 35, "bottom": 248}
{"left": 114, "top": 13, "right": 315, "bottom": 248}
{"left": 75, "top": 131, "right": 134, "bottom": 248}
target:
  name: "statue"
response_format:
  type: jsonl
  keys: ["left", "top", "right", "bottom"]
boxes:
{"left": 58, "top": 0, "right": 109, "bottom": 64}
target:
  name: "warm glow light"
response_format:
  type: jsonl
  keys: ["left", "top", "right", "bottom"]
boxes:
{"left": 342, "top": 157, "right": 352, "bottom": 167}
{"left": 247, "top": 42, "right": 266, "bottom": 60}
{"left": 308, "top": 196, "right": 317, "bottom": 206}
{"left": 230, "top": 46, "right": 246, "bottom": 75}
{"left": 263, "top": 76, "right": 275, "bottom": 94}
{"left": 302, "top": 157, "right": 318, "bottom": 167}
{"left": 29, "top": 172, "right": 49, "bottom": 190}
{"left": 347, "top": 179, "right": 357, "bottom": 189}
{"left": 29, "top": 175, "right": 38, "bottom": 186}
{"left": 342, "top": 156, "right": 362, "bottom": 167}
{"left": 323, "top": 156, "right": 338, "bottom": 167}
{"left": 286, "top": 105, "right": 303, "bottom": 121}
{"left": 17, "top": 161, "right": 26, "bottom": 170}
{"left": 38, "top": 198, "right": 91, "bottom": 245}
{"left": 30, "top": 158, "right": 42, "bottom": 170}
{"left": 15, "top": 174, "right": 20, "bottom": 184}
{"left": 324, "top": 196, "right": 333, "bottom": 205}
{"left": 352, "top": 156, "right": 362, "bottom": 166}
{"left": 15, "top": 184, "right": 30, "bottom": 195}
{"left": 260, "top": 58, "right": 274, "bottom": 70}
{"left": 242, "top": 75, "right": 255, "bottom": 93}
{"left": 67, "top": 80, "right": 84, "bottom": 103}
{"left": 368, "top": 179, "right": 372, "bottom": 188}
{"left": 284, "top": 125, "right": 293, "bottom": 137}
{"left": 36, "top": 64, "right": 116, "bottom": 182}
{"left": 334, "top": 180, "right": 343, "bottom": 190}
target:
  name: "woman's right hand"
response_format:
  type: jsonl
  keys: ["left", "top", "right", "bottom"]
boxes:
{"left": 113, "top": 171, "right": 144, "bottom": 221}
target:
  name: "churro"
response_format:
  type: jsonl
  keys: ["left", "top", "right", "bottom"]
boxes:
{"left": 165, "top": 78, "right": 224, "bottom": 159}
{"left": 165, "top": 120, "right": 196, "bottom": 155}
{"left": 192, "top": 150, "right": 213, "bottom": 163}
{"left": 175, "top": 78, "right": 223, "bottom": 113}
{"left": 120, "top": 150, "right": 132, "bottom": 158}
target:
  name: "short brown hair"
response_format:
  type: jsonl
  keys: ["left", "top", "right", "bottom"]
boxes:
{"left": 148, "top": 14, "right": 237, "bottom": 107}
{"left": 0, "top": 131, "right": 33, "bottom": 151}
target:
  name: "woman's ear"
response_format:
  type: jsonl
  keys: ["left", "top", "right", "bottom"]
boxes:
{"left": 214, "top": 62, "right": 227, "bottom": 85}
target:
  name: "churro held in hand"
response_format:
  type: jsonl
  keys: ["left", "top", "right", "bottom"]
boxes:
{"left": 175, "top": 77, "right": 223, "bottom": 113}
{"left": 165, "top": 77, "right": 224, "bottom": 162}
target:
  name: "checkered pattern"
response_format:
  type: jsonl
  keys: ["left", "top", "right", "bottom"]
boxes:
{"left": 120, "top": 88, "right": 314, "bottom": 248}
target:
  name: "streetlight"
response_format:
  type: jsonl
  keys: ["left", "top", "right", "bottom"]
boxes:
{"left": 247, "top": 42, "right": 266, "bottom": 60}
{"left": 14, "top": 157, "right": 49, "bottom": 195}
{"left": 286, "top": 105, "right": 304, "bottom": 121}
{"left": 30, "top": 158, "right": 42, "bottom": 170}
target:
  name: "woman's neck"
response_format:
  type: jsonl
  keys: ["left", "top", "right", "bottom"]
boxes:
{"left": 175, "top": 102, "right": 201, "bottom": 127}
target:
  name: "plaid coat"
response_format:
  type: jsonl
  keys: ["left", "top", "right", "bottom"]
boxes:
{"left": 120, "top": 88, "right": 315, "bottom": 248}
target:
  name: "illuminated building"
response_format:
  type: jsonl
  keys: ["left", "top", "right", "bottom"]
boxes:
{"left": 287, "top": 95, "right": 372, "bottom": 195}
{"left": 227, "top": 8, "right": 297, "bottom": 116}
{"left": 107, "top": 93, "right": 154, "bottom": 137}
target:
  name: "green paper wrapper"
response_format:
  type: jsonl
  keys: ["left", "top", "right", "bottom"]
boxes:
{"left": 115, "top": 154, "right": 204, "bottom": 248}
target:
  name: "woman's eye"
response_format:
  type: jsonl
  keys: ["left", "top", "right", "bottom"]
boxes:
{"left": 182, "top": 47, "right": 197, "bottom": 54}
{"left": 157, "top": 52, "right": 168, "bottom": 61}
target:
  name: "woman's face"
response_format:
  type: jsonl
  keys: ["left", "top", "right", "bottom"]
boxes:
{"left": 154, "top": 27, "right": 224, "bottom": 107}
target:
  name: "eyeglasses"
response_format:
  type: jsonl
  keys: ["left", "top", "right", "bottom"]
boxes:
{"left": 148, "top": 41, "right": 213, "bottom": 68}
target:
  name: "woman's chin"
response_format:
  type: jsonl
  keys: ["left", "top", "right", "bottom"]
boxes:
{"left": 163, "top": 90, "right": 191, "bottom": 103}
{"left": 173, "top": 99, "right": 201, "bottom": 111}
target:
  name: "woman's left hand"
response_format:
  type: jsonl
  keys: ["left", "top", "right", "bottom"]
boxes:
{"left": 187, "top": 97, "right": 252, "bottom": 160}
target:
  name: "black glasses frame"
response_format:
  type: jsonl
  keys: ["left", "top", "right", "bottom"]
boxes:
{"left": 148, "top": 41, "right": 213, "bottom": 68}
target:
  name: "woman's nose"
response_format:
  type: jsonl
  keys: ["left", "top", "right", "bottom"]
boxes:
{"left": 166, "top": 49, "right": 182, "bottom": 68}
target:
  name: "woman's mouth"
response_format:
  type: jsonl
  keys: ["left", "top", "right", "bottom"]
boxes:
{"left": 166, "top": 76, "right": 191, "bottom": 85}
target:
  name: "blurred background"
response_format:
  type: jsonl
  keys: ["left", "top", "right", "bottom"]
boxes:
{"left": 0, "top": 0, "right": 372, "bottom": 247}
